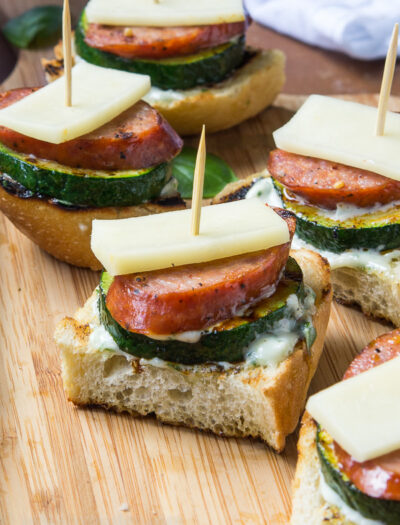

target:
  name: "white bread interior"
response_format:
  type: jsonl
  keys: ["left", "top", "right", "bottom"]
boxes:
{"left": 54, "top": 249, "right": 331, "bottom": 451}
{"left": 42, "top": 44, "right": 285, "bottom": 135}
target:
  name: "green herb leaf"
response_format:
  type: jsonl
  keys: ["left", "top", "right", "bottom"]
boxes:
{"left": 172, "top": 147, "right": 238, "bottom": 199}
{"left": 3, "top": 6, "right": 62, "bottom": 49}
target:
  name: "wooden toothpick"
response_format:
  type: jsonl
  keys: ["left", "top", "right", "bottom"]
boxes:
{"left": 376, "top": 22, "right": 399, "bottom": 136}
{"left": 63, "top": 0, "right": 72, "bottom": 107}
{"left": 191, "top": 125, "right": 206, "bottom": 236}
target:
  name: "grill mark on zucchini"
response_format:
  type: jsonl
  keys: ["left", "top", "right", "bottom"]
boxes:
{"left": 0, "top": 143, "right": 172, "bottom": 207}
{"left": 317, "top": 428, "right": 400, "bottom": 525}
{"left": 273, "top": 179, "right": 400, "bottom": 253}
{"left": 76, "top": 11, "right": 246, "bottom": 91}
{"left": 98, "top": 257, "right": 316, "bottom": 365}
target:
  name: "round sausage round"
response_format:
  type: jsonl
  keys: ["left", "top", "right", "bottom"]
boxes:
{"left": 84, "top": 21, "right": 247, "bottom": 60}
{"left": 0, "top": 88, "right": 183, "bottom": 171}
{"left": 106, "top": 208, "right": 296, "bottom": 335}
{"left": 268, "top": 149, "right": 400, "bottom": 209}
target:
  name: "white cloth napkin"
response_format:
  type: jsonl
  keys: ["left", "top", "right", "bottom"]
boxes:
{"left": 245, "top": 0, "right": 400, "bottom": 60}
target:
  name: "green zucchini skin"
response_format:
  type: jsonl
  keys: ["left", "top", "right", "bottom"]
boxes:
{"left": 98, "top": 257, "right": 316, "bottom": 365}
{"left": 273, "top": 180, "right": 400, "bottom": 253}
{"left": 317, "top": 428, "right": 400, "bottom": 525}
{"left": 75, "top": 11, "right": 246, "bottom": 91}
{"left": 0, "top": 143, "right": 171, "bottom": 207}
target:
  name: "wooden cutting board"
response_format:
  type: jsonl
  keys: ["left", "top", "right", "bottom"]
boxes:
{"left": 1, "top": 47, "right": 398, "bottom": 525}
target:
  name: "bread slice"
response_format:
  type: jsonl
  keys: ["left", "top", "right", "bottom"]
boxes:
{"left": 54, "top": 249, "right": 331, "bottom": 451}
{"left": 0, "top": 184, "right": 184, "bottom": 270}
{"left": 42, "top": 45, "right": 285, "bottom": 136}
{"left": 291, "top": 413, "right": 357, "bottom": 525}
{"left": 214, "top": 173, "right": 400, "bottom": 326}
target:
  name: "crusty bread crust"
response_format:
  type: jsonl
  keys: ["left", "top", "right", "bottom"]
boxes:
{"left": 146, "top": 49, "right": 285, "bottom": 135}
{"left": 215, "top": 173, "right": 400, "bottom": 327}
{"left": 54, "top": 249, "right": 331, "bottom": 451}
{"left": 291, "top": 413, "right": 355, "bottom": 524}
{"left": 0, "top": 185, "right": 184, "bottom": 270}
{"left": 42, "top": 47, "right": 285, "bottom": 135}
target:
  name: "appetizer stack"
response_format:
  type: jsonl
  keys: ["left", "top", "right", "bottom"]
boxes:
{"left": 291, "top": 331, "right": 400, "bottom": 525}
{"left": 43, "top": 0, "right": 285, "bottom": 134}
{"left": 55, "top": 197, "right": 331, "bottom": 451}
{"left": 0, "top": 62, "right": 183, "bottom": 269}
{"left": 268, "top": 94, "right": 400, "bottom": 325}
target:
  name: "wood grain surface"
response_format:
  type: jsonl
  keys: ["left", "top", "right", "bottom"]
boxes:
{"left": 0, "top": 7, "right": 398, "bottom": 525}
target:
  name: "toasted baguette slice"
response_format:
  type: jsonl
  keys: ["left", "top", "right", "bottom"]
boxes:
{"left": 0, "top": 184, "right": 184, "bottom": 270}
{"left": 54, "top": 249, "right": 331, "bottom": 451}
{"left": 214, "top": 173, "right": 400, "bottom": 326}
{"left": 291, "top": 413, "right": 357, "bottom": 525}
{"left": 42, "top": 46, "right": 285, "bottom": 136}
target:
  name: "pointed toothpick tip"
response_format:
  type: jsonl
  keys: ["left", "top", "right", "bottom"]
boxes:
{"left": 63, "top": 0, "right": 72, "bottom": 107}
{"left": 191, "top": 125, "right": 206, "bottom": 237}
{"left": 375, "top": 22, "right": 399, "bottom": 136}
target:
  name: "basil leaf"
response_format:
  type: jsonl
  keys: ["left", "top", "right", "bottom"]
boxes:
{"left": 172, "top": 147, "right": 238, "bottom": 199}
{"left": 3, "top": 6, "right": 62, "bottom": 49}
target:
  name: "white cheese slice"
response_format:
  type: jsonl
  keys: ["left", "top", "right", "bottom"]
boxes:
{"left": 273, "top": 95, "right": 400, "bottom": 182}
{"left": 91, "top": 198, "right": 289, "bottom": 276}
{"left": 0, "top": 61, "right": 150, "bottom": 144}
{"left": 85, "top": 0, "right": 244, "bottom": 27}
{"left": 306, "top": 355, "right": 400, "bottom": 463}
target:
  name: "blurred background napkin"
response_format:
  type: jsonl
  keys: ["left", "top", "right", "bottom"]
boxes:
{"left": 245, "top": 0, "right": 400, "bottom": 60}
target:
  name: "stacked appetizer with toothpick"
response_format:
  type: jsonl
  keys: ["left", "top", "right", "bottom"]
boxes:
{"left": 54, "top": 129, "right": 332, "bottom": 451}
{"left": 0, "top": 27, "right": 184, "bottom": 269}
{"left": 218, "top": 24, "right": 400, "bottom": 326}
{"left": 291, "top": 332, "right": 400, "bottom": 525}
{"left": 43, "top": 0, "right": 285, "bottom": 135}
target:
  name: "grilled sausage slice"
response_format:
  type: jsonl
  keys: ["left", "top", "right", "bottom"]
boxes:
{"left": 0, "top": 88, "right": 183, "bottom": 171}
{"left": 106, "top": 208, "right": 295, "bottom": 335}
{"left": 268, "top": 149, "right": 400, "bottom": 209}
{"left": 84, "top": 21, "right": 246, "bottom": 60}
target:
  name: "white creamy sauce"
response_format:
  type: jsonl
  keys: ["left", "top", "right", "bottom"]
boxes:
{"left": 143, "top": 86, "right": 189, "bottom": 104}
{"left": 292, "top": 235, "right": 400, "bottom": 277}
{"left": 245, "top": 332, "right": 299, "bottom": 368}
{"left": 159, "top": 176, "right": 179, "bottom": 198}
{"left": 249, "top": 175, "right": 400, "bottom": 278}
{"left": 320, "top": 472, "right": 384, "bottom": 525}
{"left": 313, "top": 200, "right": 400, "bottom": 222}
{"left": 88, "top": 323, "right": 120, "bottom": 353}
{"left": 245, "top": 176, "right": 283, "bottom": 207}
{"left": 146, "top": 329, "right": 203, "bottom": 344}
{"left": 93, "top": 283, "right": 316, "bottom": 370}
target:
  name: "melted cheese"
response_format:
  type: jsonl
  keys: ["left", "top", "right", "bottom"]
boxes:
{"left": 273, "top": 95, "right": 400, "bottom": 182}
{"left": 307, "top": 356, "right": 400, "bottom": 462}
{"left": 0, "top": 61, "right": 150, "bottom": 144}
{"left": 249, "top": 176, "right": 400, "bottom": 279}
{"left": 85, "top": 0, "right": 244, "bottom": 27}
{"left": 91, "top": 198, "right": 290, "bottom": 275}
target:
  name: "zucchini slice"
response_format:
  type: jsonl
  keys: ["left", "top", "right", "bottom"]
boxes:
{"left": 273, "top": 180, "right": 400, "bottom": 253}
{"left": 76, "top": 11, "right": 246, "bottom": 91}
{"left": 317, "top": 428, "right": 400, "bottom": 525}
{"left": 98, "top": 257, "right": 316, "bottom": 365}
{"left": 0, "top": 143, "right": 171, "bottom": 207}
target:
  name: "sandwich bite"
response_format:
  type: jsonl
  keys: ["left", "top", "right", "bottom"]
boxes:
{"left": 42, "top": 0, "right": 285, "bottom": 135}
{"left": 291, "top": 330, "right": 400, "bottom": 525}
{"left": 0, "top": 62, "right": 184, "bottom": 269}
{"left": 54, "top": 198, "right": 331, "bottom": 451}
